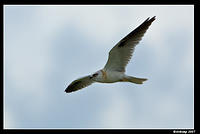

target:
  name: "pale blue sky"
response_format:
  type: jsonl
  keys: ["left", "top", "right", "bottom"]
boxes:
{"left": 4, "top": 5, "right": 194, "bottom": 129}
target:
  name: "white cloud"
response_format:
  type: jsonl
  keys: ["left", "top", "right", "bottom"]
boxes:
{"left": 99, "top": 88, "right": 133, "bottom": 128}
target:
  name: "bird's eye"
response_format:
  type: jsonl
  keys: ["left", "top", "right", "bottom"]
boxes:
{"left": 92, "top": 73, "right": 98, "bottom": 77}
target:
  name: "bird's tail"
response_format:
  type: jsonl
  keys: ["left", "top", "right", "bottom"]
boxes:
{"left": 124, "top": 76, "right": 148, "bottom": 84}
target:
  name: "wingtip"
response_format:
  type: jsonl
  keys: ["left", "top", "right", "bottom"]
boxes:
{"left": 145, "top": 17, "right": 150, "bottom": 22}
{"left": 150, "top": 16, "right": 156, "bottom": 21}
{"left": 65, "top": 88, "right": 72, "bottom": 93}
{"left": 145, "top": 16, "right": 156, "bottom": 23}
{"left": 145, "top": 16, "right": 156, "bottom": 24}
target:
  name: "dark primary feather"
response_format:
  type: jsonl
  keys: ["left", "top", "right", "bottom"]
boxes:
{"left": 118, "top": 16, "right": 156, "bottom": 47}
{"left": 104, "top": 16, "right": 156, "bottom": 72}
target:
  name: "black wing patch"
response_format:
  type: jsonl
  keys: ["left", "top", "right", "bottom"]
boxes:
{"left": 118, "top": 16, "right": 156, "bottom": 48}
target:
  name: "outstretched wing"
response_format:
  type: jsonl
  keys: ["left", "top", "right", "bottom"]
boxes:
{"left": 65, "top": 75, "right": 94, "bottom": 93}
{"left": 104, "top": 16, "right": 156, "bottom": 72}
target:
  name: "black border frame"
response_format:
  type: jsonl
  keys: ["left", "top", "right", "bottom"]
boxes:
{"left": 1, "top": 0, "right": 199, "bottom": 133}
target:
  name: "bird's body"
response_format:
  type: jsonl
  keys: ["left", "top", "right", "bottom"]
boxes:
{"left": 92, "top": 69, "right": 147, "bottom": 84}
{"left": 65, "top": 16, "right": 156, "bottom": 93}
{"left": 92, "top": 69, "right": 124, "bottom": 83}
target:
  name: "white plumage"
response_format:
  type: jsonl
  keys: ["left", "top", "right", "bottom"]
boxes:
{"left": 65, "top": 16, "right": 156, "bottom": 93}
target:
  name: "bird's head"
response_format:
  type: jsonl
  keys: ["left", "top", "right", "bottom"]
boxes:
{"left": 89, "top": 70, "right": 102, "bottom": 80}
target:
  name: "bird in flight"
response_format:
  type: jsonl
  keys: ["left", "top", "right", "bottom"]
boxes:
{"left": 65, "top": 16, "right": 156, "bottom": 93}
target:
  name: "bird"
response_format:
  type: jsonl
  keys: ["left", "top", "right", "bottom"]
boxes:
{"left": 65, "top": 16, "right": 156, "bottom": 93}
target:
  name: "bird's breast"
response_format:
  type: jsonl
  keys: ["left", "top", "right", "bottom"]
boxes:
{"left": 100, "top": 70, "right": 107, "bottom": 80}
{"left": 96, "top": 70, "right": 124, "bottom": 83}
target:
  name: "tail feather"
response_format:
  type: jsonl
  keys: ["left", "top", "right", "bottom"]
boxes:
{"left": 126, "top": 76, "right": 147, "bottom": 84}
